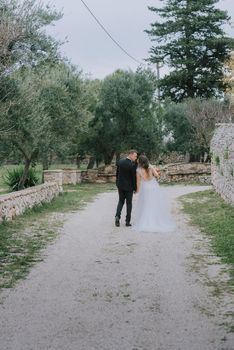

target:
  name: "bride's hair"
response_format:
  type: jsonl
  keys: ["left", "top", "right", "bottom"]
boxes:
{"left": 138, "top": 155, "right": 150, "bottom": 176}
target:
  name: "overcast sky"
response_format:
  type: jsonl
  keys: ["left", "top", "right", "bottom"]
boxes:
{"left": 46, "top": 0, "right": 234, "bottom": 79}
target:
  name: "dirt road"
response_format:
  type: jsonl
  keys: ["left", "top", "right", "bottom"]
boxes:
{"left": 0, "top": 186, "right": 233, "bottom": 350}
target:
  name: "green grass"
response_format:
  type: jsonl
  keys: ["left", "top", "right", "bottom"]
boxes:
{"left": 179, "top": 189, "right": 234, "bottom": 284}
{"left": 0, "top": 183, "right": 115, "bottom": 289}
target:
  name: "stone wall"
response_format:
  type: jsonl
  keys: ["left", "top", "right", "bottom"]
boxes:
{"left": 43, "top": 164, "right": 211, "bottom": 186}
{"left": 63, "top": 169, "right": 81, "bottom": 185}
{"left": 210, "top": 123, "right": 234, "bottom": 205}
{"left": 158, "top": 151, "right": 187, "bottom": 164}
{"left": 43, "top": 170, "right": 63, "bottom": 192}
{"left": 159, "top": 162, "right": 211, "bottom": 184}
{"left": 0, "top": 182, "right": 60, "bottom": 223}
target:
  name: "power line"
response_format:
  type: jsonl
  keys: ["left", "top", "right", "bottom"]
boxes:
{"left": 80, "top": 0, "right": 143, "bottom": 65}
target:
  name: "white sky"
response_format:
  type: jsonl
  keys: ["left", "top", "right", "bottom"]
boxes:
{"left": 46, "top": 0, "right": 234, "bottom": 79}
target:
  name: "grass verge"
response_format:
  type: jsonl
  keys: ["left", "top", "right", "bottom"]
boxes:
{"left": 179, "top": 189, "right": 234, "bottom": 285}
{"left": 0, "top": 183, "right": 115, "bottom": 289}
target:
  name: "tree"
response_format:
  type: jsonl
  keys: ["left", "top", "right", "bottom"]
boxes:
{"left": 83, "top": 68, "right": 164, "bottom": 166}
{"left": 146, "top": 0, "right": 234, "bottom": 101}
{"left": 0, "top": 0, "right": 63, "bottom": 188}
{"left": 0, "top": 0, "right": 62, "bottom": 74}
{"left": 163, "top": 102, "right": 196, "bottom": 158}
{"left": 0, "top": 0, "right": 63, "bottom": 153}
{"left": 38, "top": 63, "right": 98, "bottom": 169}
{"left": 184, "top": 98, "right": 232, "bottom": 159}
{"left": 224, "top": 51, "right": 234, "bottom": 118}
{"left": 0, "top": 69, "right": 51, "bottom": 189}
{"left": 163, "top": 98, "right": 232, "bottom": 161}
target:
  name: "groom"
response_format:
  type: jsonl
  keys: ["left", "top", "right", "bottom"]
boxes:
{"left": 115, "top": 150, "right": 138, "bottom": 227}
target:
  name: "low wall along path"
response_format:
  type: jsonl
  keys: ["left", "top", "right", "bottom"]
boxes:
{"left": 0, "top": 182, "right": 60, "bottom": 223}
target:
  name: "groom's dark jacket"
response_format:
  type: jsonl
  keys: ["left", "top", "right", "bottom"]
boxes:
{"left": 116, "top": 158, "right": 137, "bottom": 192}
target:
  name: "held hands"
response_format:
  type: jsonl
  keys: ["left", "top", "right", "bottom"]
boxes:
{"left": 152, "top": 166, "right": 160, "bottom": 180}
{"left": 156, "top": 168, "right": 161, "bottom": 179}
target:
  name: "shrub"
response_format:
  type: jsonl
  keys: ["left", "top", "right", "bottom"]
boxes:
{"left": 215, "top": 155, "right": 220, "bottom": 166}
{"left": 3, "top": 167, "right": 39, "bottom": 192}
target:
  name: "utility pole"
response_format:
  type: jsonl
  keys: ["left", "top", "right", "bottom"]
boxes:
{"left": 156, "top": 61, "right": 163, "bottom": 101}
{"left": 156, "top": 61, "right": 160, "bottom": 100}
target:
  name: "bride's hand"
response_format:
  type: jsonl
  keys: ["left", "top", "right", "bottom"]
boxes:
{"left": 156, "top": 168, "right": 160, "bottom": 179}
{"left": 152, "top": 166, "right": 160, "bottom": 179}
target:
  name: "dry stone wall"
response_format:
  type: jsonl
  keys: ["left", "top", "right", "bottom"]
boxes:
{"left": 0, "top": 182, "right": 60, "bottom": 223}
{"left": 159, "top": 162, "right": 211, "bottom": 183}
{"left": 44, "top": 164, "right": 211, "bottom": 186}
{"left": 210, "top": 123, "right": 234, "bottom": 205}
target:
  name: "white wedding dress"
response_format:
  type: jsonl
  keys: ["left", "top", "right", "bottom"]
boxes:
{"left": 133, "top": 167, "right": 176, "bottom": 233}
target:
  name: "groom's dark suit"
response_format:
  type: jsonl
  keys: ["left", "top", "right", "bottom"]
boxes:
{"left": 115, "top": 158, "right": 137, "bottom": 224}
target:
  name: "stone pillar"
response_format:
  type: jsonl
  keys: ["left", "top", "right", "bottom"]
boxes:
{"left": 43, "top": 170, "right": 63, "bottom": 192}
{"left": 76, "top": 170, "right": 82, "bottom": 184}
{"left": 62, "top": 169, "right": 77, "bottom": 185}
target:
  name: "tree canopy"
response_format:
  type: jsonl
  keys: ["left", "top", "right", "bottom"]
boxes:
{"left": 146, "top": 0, "right": 234, "bottom": 101}
{"left": 82, "top": 68, "right": 164, "bottom": 165}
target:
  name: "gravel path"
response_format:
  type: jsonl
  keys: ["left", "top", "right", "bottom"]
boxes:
{"left": 0, "top": 185, "right": 233, "bottom": 350}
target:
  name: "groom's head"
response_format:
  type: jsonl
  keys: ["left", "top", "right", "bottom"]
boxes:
{"left": 127, "top": 150, "right": 138, "bottom": 162}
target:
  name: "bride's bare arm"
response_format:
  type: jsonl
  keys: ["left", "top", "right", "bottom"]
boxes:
{"left": 136, "top": 172, "right": 141, "bottom": 193}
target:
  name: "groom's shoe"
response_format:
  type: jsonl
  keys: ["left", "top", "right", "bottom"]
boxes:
{"left": 115, "top": 216, "right": 120, "bottom": 227}
{"left": 125, "top": 222, "right": 132, "bottom": 227}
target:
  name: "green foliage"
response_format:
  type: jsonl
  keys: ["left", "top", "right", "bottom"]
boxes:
{"left": 0, "top": 59, "right": 95, "bottom": 177}
{"left": 224, "top": 149, "right": 229, "bottom": 160}
{"left": 0, "top": 0, "right": 62, "bottom": 74}
{"left": 163, "top": 102, "right": 196, "bottom": 155}
{"left": 38, "top": 64, "right": 99, "bottom": 168}
{"left": 162, "top": 98, "right": 231, "bottom": 160}
{"left": 0, "top": 0, "right": 65, "bottom": 186}
{"left": 182, "top": 98, "right": 231, "bottom": 156}
{"left": 4, "top": 166, "right": 39, "bottom": 191}
{"left": 82, "top": 68, "right": 164, "bottom": 164}
{"left": 146, "top": 0, "right": 234, "bottom": 101}
{"left": 215, "top": 155, "right": 220, "bottom": 166}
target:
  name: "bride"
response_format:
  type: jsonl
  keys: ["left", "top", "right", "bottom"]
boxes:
{"left": 133, "top": 155, "right": 176, "bottom": 233}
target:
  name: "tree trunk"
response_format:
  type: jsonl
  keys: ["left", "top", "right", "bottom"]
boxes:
{"left": 18, "top": 157, "right": 31, "bottom": 190}
{"left": 42, "top": 157, "right": 49, "bottom": 171}
{"left": 87, "top": 156, "right": 95, "bottom": 169}
{"left": 104, "top": 151, "right": 115, "bottom": 165}
{"left": 185, "top": 151, "right": 190, "bottom": 163}
{"left": 76, "top": 154, "right": 81, "bottom": 169}
{"left": 115, "top": 152, "right": 120, "bottom": 165}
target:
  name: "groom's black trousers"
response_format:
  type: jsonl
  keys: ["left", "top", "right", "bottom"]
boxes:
{"left": 116, "top": 188, "right": 133, "bottom": 223}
